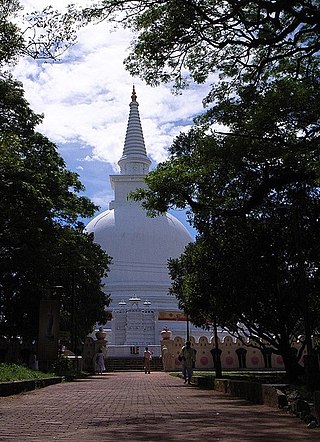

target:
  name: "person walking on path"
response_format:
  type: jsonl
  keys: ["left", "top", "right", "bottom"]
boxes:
{"left": 95, "top": 349, "right": 106, "bottom": 374}
{"left": 144, "top": 346, "right": 153, "bottom": 374}
{"left": 180, "top": 341, "right": 196, "bottom": 384}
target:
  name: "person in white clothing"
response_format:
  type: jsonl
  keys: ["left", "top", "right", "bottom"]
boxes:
{"left": 96, "top": 349, "right": 106, "bottom": 374}
{"left": 144, "top": 346, "right": 153, "bottom": 374}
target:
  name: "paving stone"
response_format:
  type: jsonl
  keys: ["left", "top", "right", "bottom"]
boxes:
{"left": 0, "top": 372, "right": 319, "bottom": 441}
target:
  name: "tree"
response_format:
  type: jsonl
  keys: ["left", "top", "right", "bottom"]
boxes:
{"left": 0, "top": 0, "right": 24, "bottom": 66}
{"left": 137, "top": 73, "right": 320, "bottom": 379}
{"left": 50, "top": 226, "right": 111, "bottom": 354}
{"left": 169, "top": 205, "right": 320, "bottom": 382}
{"left": 135, "top": 73, "right": 320, "bottom": 220}
{"left": 72, "top": 0, "right": 320, "bottom": 87}
{"left": 5, "top": 1, "right": 317, "bottom": 86}
{"left": 9, "top": 0, "right": 320, "bottom": 379}
{"left": 0, "top": 2, "right": 111, "bottom": 352}
{"left": 0, "top": 0, "right": 77, "bottom": 69}
{"left": 69, "top": 1, "right": 320, "bottom": 380}
{"left": 0, "top": 78, "right": 111, "bottom": 344}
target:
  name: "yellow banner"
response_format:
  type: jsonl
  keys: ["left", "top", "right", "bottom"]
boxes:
{"left": 158, "top": 310, "right": 187, "bottom": 321}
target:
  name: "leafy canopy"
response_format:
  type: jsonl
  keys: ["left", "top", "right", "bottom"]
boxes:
{"left": 6, "top": 0, "right": 320, "bottom": 378}
{"left": 0, "top": 0, "right": 78, "bottom": 69}
{"left": 70, "top": 0, "right": 320, "bottom": 88}
{"left": 0, "top": 78, "right": 111, "bottom": 343}
{"left": 0, "top": 2, "right": 113, "bottom": 346}
{"left": 88, "top": 1, "right": 320, "bottom": 380}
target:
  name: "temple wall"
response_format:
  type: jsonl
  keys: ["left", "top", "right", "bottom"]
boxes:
{"left": 160, "top": 335, "right": 307, "bottom": 372}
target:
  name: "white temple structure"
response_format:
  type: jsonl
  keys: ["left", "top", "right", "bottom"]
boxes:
{"left": 85, "top": 88, "right": 206, "bottom": 351}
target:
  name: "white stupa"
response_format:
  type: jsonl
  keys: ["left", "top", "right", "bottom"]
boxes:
{"left": 85, "top": 87, "right": 194, "bottom": 348}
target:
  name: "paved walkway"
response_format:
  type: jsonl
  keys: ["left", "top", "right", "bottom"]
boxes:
{"left": 0, "top": 372, "right": 319, "bottom": 441}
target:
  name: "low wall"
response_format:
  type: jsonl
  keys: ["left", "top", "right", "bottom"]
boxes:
{"left": 0, "top": 377, "right": 63, "bottom": 397}
{"left": 192, "top": 376, "right": 289, "bottom": 408}
{"left": 160, "top": 335, "right": 307, "bottom": 372}
{"left": 215, "top": 379, "right": 292, "bottom": 407}
{"left": 214, "top": 379, "right": 268, "bottom": 405}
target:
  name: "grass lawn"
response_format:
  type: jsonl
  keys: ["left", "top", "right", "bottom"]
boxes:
{"left": 0, "top": 363, "right": 53, "bottom": 382}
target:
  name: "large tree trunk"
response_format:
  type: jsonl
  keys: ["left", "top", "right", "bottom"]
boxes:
{"left": 279, "top": 339, "right": 304, "bottom": 383}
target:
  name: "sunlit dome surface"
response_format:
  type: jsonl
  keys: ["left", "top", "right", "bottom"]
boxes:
{"left": 84, "top": 87, "right": 192, "bottom": 345}
{"left": 85, "top": 204, "right": 192, "bottom": 288}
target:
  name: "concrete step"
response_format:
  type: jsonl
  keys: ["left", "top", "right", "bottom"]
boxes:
{"left": 106, "top": 357, "right": 163, "bottom": 372}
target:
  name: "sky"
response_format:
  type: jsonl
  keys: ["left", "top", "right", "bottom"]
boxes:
{"left": 13, "top": 0, "right": 213, "bottom": 238}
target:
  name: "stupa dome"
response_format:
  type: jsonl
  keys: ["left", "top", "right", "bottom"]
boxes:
{"left": 85, "top": 204, "right": 192, "bottom": 289}
{"left": 85, "top": 87, "right": 192, "bottom": 345}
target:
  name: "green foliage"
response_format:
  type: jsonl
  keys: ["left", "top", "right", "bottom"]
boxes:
{"left": 51, "top": 357, "right": 75, "bottom": 379}
{"left": 2, "top": 0, "right": 318, "bottom": 382}
{"left": 51, "top": 357, "right": 88, "bottom": 380}
{"left": 170, "top": 208, "right": 320, "bottom": 337}
{"left": 131, "top": 65, "right": 320, "bottom": 382}
{"left": 0, "top": 1, "right": 78, "bottom": 68}
{"left": 0, "top": 1, "right": 24, "bottom": 67}
{"left": 145, "top": 74, "right": 320, "bottom": 381}
{"left": 0, "top": 78, "right": 112, "bottom": 343}
{"left": 0, "top": 4, "right": 112, "bottom": 347}
{"left": 51, "top": 226, "right": 112, "bottom": 348}
{"left": 71, "top": 1, "right": 320, "bottom": 89}
{"left": 0, "top": 363, "right": 51, "bottom": 382}
{"left": 136, "top": 74, "right": 320, "bottom": 221}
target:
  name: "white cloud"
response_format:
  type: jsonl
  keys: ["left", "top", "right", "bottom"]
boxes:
{"left": 15, "top": 3, "right": 210, "bottom": 166}
{"left": 13, "top": 1, "right": 213, "bottom": 234}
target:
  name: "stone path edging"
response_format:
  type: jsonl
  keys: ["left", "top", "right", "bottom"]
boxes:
{"left": 0, "top": 376, "right": 63, "bottom": 396}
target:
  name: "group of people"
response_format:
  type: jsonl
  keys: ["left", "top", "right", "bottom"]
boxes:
{"left": 95, "top": 342, "right": 197, "bottom": 382}
{"left": 95, "top": 346, "right": 154, "bottom": 375}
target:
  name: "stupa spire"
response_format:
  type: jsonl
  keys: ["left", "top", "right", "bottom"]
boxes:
{"left": 118, "top": 86, "right": 151, "bottom": 175}
{"left": 131, "top": 85, "right": 137, "bottom": 102}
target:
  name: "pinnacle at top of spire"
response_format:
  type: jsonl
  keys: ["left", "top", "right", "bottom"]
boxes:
{"left": 118, "top": 86, "right": 151, "bottom": 176}
{"left": 131, "top": 85, "right": 137, "bottom": 102}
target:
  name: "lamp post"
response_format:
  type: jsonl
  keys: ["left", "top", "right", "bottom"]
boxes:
{"left": 186, "top": 313, "right": 190, "bottom": 341}
{"left": 143, "top": 300, "right": 151, "bottom": 345}
{"left": 71, "top": 270, "right": 76, "bottom": 354}
{"left": 52, "top": 260, "right": 76, "bottom": 355}
{"left": 213, "top": 316, "right": 222, "bottom": 378}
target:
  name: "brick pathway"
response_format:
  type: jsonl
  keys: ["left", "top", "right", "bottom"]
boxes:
{"left": 0, "top": 372, "right": 319, "bottom": 441}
